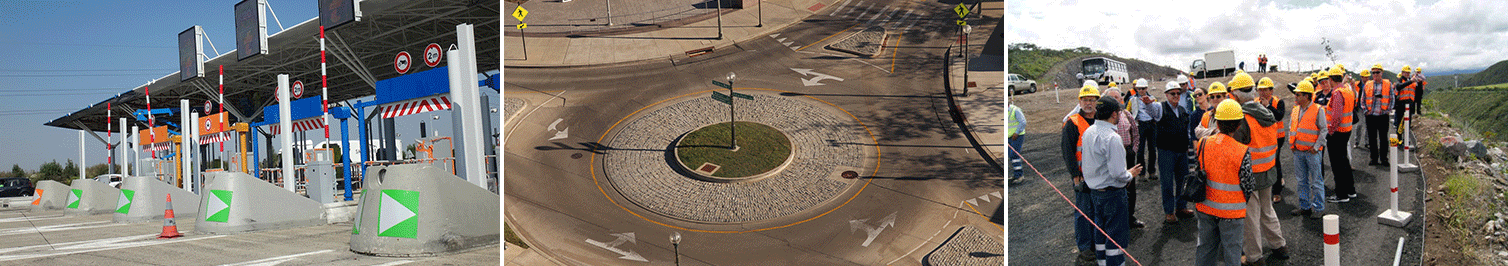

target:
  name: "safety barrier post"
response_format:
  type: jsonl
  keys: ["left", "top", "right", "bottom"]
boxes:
{"left": 1378, "top": 133, "right": 1413, "bottom": 227}
{"left": 1399, "top": 106, "right": 1418, "bottom": 172}
{"left": 1324, "top": 214, "right": 1340, "bottom": 266}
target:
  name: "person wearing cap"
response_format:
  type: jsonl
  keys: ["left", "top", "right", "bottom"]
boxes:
{"left": 1141, "top": 80, "right": 1196, "bottom": 224}
{"left": 1224, "top": 72, "right": 1287, "bottom": 264}
{"left": 1194, "top": 99, "right": 1256, "bottom": 266}
{"left": 1321, "top": 65, "right": 1360, "bottom": 203}
{"left": 1081, "top": 97, "right": 1144, "bottom": 266}
{"left": 1395, "top": 66, "right": 1424, "bottom": 132}
{"left": 1194, "top": 82, "right": 1231, "bottom": 139}
{"left": 1008, "top": 102, "right": 1027, "bottom": 183}
{"left": 1361, "top": 65, "right": 1396, "bottom": 166}
{"left": 1132, "top": 79, "right": 1159, "bottom": 179}
{"left": 1256, "top": 77, "right": 1289, "bottom": 204}
{"left": 1103, "top": 87, "right": 1145, "bottom": 229}
{"left": 1287, "top": 79, "right": 1328, "bottom": 219}
{"left": 1062, "top": 80, "right": 1102, "bottom": 262}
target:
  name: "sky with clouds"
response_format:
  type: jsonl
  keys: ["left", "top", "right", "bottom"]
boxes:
{"left": 1009, "top": 0, "right": 1508, "bottom": 75}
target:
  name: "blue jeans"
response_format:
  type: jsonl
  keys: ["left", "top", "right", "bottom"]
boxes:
{"left": 1195, "top": 211, "right": 1245, "bottom": 266}
{"left": 1158, "top": 148, "right": 1190, "bottom": 214}
{"left": 1294, "top": 150, "right": 1326, "bottom": 211}
{"left": 1009, "top": 135, "right": 1024, "bottom": 178}
{"left": 1076, "top": 190, "right": 1094, "bottom": 252}
{"left": 1091, "top": 188, "right": 1129, "bottom": 266}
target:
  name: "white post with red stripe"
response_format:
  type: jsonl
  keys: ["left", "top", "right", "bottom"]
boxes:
{"left": 278, "top": 74, "right": 294, "bottom": 192}
{"left": 1324, "top": 214, "right": 1339, "bottom": 266}
{"left": 1399, "top": 106, "right": 1418, "bottom": 172}
{"left": 1378, "top": 133, "right": 1413, "bottom": 227}
{"left": 319, "top": 26, "right": 330, "bottom": 141}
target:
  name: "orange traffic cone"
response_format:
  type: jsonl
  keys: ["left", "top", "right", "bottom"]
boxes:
{"left": 158, "top": 194, "right": 182, "bottom": 239}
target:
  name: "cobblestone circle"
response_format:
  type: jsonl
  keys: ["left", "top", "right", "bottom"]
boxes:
{"left": 603, "top": 92, "right": 869, "bottom": 223}
{"left": 926, "top": 226, "right": 1005, "bottom": 266}
{"left": 503, "top": 97, "right": 525, "bottom": 119}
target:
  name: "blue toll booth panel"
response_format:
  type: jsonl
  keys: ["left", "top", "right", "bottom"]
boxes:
{"left": 375, "top": 66, "right": 450, "bottom": 105}
{"left": 261, "top": 96, "right": 325, "bottom": 123}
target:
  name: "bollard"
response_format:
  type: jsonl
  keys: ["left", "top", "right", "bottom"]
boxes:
{"left": 1378, "top": 134, "right": 1413, "bottom": 227}
{"left": 1399, "top": 106, "right": 1419, "bottom": 172}
{"left": 1324, "top": 214, "right": 1339, "bottom": 266}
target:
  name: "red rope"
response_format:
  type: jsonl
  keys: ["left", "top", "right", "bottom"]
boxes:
{"left": 1008, "top": 143, "right": 1143, "bottom": 266}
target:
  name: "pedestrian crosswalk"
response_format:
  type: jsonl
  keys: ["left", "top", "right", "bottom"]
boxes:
{"left": 823, "top": 0, "right": 944, "bottom": 33}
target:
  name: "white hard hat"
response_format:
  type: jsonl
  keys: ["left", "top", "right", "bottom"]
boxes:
{"left": 1165, "top": 81, "right": 1182, "bottom": 91}
{"left": 1176, "top": 74, "right": 1190, "bottom": 84}
{"left": 1076, "top": 73, "right": 1085, "bottom": 80}
{"left": 1134, "top": 78, "right": 1149, "bottom": 88}
{"left": 1082, "top": 80, "right": 1098, "bottom": 88}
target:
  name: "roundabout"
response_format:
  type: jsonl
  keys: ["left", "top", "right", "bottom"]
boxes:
{"left": 599, "top": 90, "right": 877, "bottom": 224}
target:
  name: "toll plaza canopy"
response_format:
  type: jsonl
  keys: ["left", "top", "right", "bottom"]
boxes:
{"left": 44, "top": 0, "right": 500, "bottom": 133}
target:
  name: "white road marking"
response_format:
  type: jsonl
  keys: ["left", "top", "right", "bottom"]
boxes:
{"left": 549, "top": 128, "right": 570, "bottom": 141}
{"left": 504, "top": 90, "right": 568, "bottom": 143}
{"left": 848, "top": 212, "right": 898, "bottom": 247}
{"left": 0, "top": 221, "right": 124, "bottom": 237}
{"left": 0, "top": 215, "right": 66, "bottom": 224}
{"left": 891, "top": 9, "right": 915, "bottom": 28}
{"left": 782, "top": 41, "right": 795, "bottom": 47}
{"left": 768, "top": 33, "right": 780, "bottom": 38}
{"left": 887, "top": 203, "right": 962, "bottom": 265}
{"left": 585, "top": 232, "right": 647, "bottom": 262}
{"left": 368, "top": 261, "right": 413, "bottom": 266}
{"left": 777, "top": 37, "right": 787, "bottom": 42}
{"left": 829, "top": 0, "right": 853, "bottom": 16}
{"left": 219, "top": 250, "right": 333, "bottom": 266}
{"left": 0, "top": 234, "right": 228, "bottom": 262}
{"left": 790, "top": 68, "right": 846, "bottom": 86}
{"left": 866, "top": 6, "right": 893, "bottom": 24}
{"left": 847, "top": 2, "right": 870, "bottom": 18}
{"left": 902, "top": 12, "right": 927, "bottom": 32}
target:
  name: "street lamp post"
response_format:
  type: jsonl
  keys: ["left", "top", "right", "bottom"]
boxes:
{"left": 606, "top": 0, "right": 614, "bottom": 26}
{"left": 962, "top": 24, "right": 972, "bottom": 97}
{"left": 716, "top": 0, "right": 724, "bottom": 39}
{"left": 727, "top": 72, "right": 737, "bottom": 150}
{"left": 670, "top": 232, "right": 682, "bottom": 266}
{"left": 757, "top": 0, "right": 763, "bottom": 27}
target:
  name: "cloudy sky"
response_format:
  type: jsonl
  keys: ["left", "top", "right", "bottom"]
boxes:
{"left": 1009, "top": 0, "right": 1508, "bottom": 75}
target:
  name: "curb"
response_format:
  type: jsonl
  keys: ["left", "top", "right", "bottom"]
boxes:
{"left": 943, "top": 45, "right": 1004, "bottom": 173}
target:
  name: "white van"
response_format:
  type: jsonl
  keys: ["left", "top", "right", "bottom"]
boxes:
{"left": 1081, "top": 57, "right": 1129, "bottom": 85}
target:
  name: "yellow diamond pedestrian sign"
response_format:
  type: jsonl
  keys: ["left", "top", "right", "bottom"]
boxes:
{"left": 116, "top": 189, "right": 134, "bottom": 214}
{"left": 378, "top": 189, "right": 420, "bottom": 239}
{"left": 512, "top": 6, "right": 528, "bottom": 22}
{"left": 954, "top": 3, "right": 969, "bottom": 18}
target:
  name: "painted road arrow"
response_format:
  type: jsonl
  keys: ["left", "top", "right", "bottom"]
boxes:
{"left": 548, "top": 118, "right": 569, "bottom": 141}
{"left": 790, "top": 68, "right": 845, "bottom": 86}
{"left": 585, "top": 232, "right": 649, "bottom": 262}
{"left": 849, "top": 212, "right": 898, "bottom": 247}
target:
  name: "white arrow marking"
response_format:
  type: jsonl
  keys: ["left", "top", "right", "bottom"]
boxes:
{"left": 585, "top": 232, "right": 648, "bottom": 262}
{"left": 549, "top": 128, "right": 569, "bottom": 141}
{"left": 991, "top": 191, "right": 1002, "bottom": 199}
{"left": 978, "top": 195, "right": 991, "bottom": 203}
{"left": 789, "top": 46, "right": 800, "bottom": 51}
{"left": 782, "top": 41, "right": 795, "bottom": 47}
{"left": 790, "top": 68, "right": 845, "bottom": 86}
{"left": 966, "top": 199, "right": 977, "bottom": 206}
{"left": 769, "top": 33, "right": 780, "bottom": 38}
{"left": 777, "top": 37, "right": 787, "bottom": 42}
{"left": 547, "top": 118, "right": 563, "bottom": 131}
{"left": 848, "top": 212, "right": 898, "bottom": 247}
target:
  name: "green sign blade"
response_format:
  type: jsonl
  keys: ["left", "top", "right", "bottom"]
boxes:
{"left": 731, "top": 92, "right": 754, "bottom": 100}
{"left": 711, "top": 80, "right": 731, "bottom": 89}
{"left": 711, "top": 92, "right": 732, "bottom": 105}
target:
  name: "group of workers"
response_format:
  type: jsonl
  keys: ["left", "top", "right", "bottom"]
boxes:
{"left": 1036, "top": 63, "right": 1426, "bottom": 265}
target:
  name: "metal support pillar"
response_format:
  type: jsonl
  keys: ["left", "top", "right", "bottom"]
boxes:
{"left": 340, "top": 116, "right": 353, "bottom": 201}
{"left": 78, "top": 130, "right": 85, "bottom": 179}
{"left": 279, "top": 74, "right": 294, "bottom": 192}
{"left": 451, "top": 23, "right": 487, "bottom": 189}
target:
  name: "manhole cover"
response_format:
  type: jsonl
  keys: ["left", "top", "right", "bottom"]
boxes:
{"left": 571, "top": 153, "right": 583, "bottom": 159}
{"left": 842, "top": 171, "right": 859, "bottom": 179}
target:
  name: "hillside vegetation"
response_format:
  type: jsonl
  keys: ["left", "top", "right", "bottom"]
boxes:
{"left": 1426, "top": 90, "right": 1508, "bottom": 142}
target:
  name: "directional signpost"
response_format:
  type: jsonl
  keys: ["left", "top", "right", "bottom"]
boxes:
{"left": 513, "top": 6, "right": 529, "bottom": 60}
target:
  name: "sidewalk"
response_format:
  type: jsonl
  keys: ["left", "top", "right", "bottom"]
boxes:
{"left": 948, "top": 2, "right": 1005, "bottom": 169}
{"left": 504, "top": 0, "right": 839, "bottom": 67}
{"left": 502, "top": 242, "right": 563, "bottom": 266}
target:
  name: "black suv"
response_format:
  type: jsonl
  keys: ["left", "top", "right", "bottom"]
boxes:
{"left": 0, "top": 177, "right": 33, "bottom": 197}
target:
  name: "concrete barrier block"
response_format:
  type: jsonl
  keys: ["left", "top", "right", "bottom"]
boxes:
{"left": 193, "top": 172, "right": 326, "bottom": 234}
{"left": 28, "top": 180, "right": 70, "bottom": 211}
{"left": 350, "top": 164, "right": 499, "bottom": 256}
{"left": 113, "top": 176, "right": 201, "bottom": 223}
{"left": 64, "top": 179, "right": 121, "bottom": 216}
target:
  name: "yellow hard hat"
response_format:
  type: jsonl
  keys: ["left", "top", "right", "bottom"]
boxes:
{"left": 1207, "top": 81, "right": 1228, "bottom": 95}
{"left": 1294, "top": 79, "right": 1316, "bottom": 94}
{"left": 1257, "top": 77, "right": 1275, "bottom": 89}
{"left": 1215, "top": 99, "right": 1244, "bottom": 121}
{"left": 1402, "top": 65, "right": 1412, "bottom": 73}
{"left": 1414, "top": 67, "right": 1422, "bottom": 73}
{"left": 1079, "top": 80, "right": 1101, "bottom": 98}
{"left": 1228, "top": 71, "right": 1255, "bottom": 89}
{"left": 1372, "top": 64, "right": 1384, "bottom": 71}
{"left": 1108, "top": 81, "right": 1119, "bottom": 89}
{"left": 1327, "top": 65, "right": 1345, "bottom": 77}
{"left": 1360, "top": 70, "right": 1371, "bottom": 77}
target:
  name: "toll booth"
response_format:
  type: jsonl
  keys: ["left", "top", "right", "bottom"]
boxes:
{"left": 137, "top": 126, "right": 181, "bottom": 186}
{"left": 198, "top": 113, "right": 252, "bottom": 174}
{"left": 250, "top": 96, "right": 357, "bottom": 202}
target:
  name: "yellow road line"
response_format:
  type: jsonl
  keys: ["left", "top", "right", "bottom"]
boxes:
{"left": 964, "top": 201, "right": 1004, "bottom": 231}
{"left": 889, "top": 33, "right": 902, "bottom": 73}
{"left": 797, "top": 24, "right": 861, "bottom": 51}
{"left": 592, "top": 88, "right": 881, "bottom": 234}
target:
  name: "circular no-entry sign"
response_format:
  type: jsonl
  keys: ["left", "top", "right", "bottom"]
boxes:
{"left": 394, "top": 51, "right": 412, "bottom": 74}
{"left": 204, "top": 100, "right": 213, "bottom": 113}
{"left": 291, "top": 80, "right": 305, "bottom": 98}
{"left": 424, "top": 43, "right": 443, "bottom": 67}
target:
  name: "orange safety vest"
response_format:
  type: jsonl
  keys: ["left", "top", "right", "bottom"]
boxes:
{"left": 1363, "top": 80, "right": 1393, "bottom": 110}
{"left": 1335, "top": 85, "right": 1357, "bottom": 132}
{"left": 1262, "top": 97, "right": 1287, "bottom": 137}
{"left": 1196, "top": 134, "right": 1250, "bottom": 219}
{"left": 1289, "top": 103, "right": 1327, "bottom": 152}
{"left": 1398, "top": 80, "right": 1417, "bottom": 102}
{"left": 1068, "top": 114, "right": 1091, "bottom": 161}
{"left": 1245, "top": 114, "right": 1280, "bottom": 172}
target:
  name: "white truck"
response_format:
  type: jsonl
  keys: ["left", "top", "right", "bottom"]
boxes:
{"left": 1191, "top": 50, "right": 1236, "bottom": 78}
{"left": 1080, "top": 57, "right": 1129, "bottom": 85}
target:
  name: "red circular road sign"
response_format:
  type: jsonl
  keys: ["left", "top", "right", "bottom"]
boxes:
{"left": 424, "top": 43, "right": 443, "bottom": 67}
{"left": 394, "top": 51, "right": 412, "bottom": 74}
{"left": 204, "top": 100, "right": 213, "bottom": 113}
{"left": 291, "top": 80, "right": 305, "bottom": 98}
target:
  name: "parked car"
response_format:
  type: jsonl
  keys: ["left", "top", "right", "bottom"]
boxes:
{"left": 93, "top": 174, "right": 126, "bottom": 189}
{"left": 0, "top": 177, "right": 34, "bottom": 197}
{"left": 1008, "top": 74, "right": 1037, "bottom": 95}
